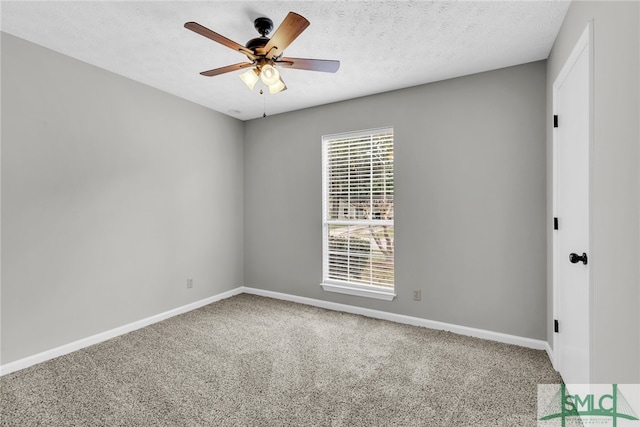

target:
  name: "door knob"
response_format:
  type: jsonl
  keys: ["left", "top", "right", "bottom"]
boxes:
{"left": 569, "top": 252, "right": 588, "bottom": 265}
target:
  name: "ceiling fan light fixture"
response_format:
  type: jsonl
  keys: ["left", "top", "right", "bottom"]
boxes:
{"left": 239, "top": 68, "right": 260, "bottom": 90}
{"left": 268, "top": 77, "right": 287, "bottom": 94}
{"left": 260, "top": 64, "right": 280, "bottom": 86}
{"left": 185, "top": 12, "right": 339, "bottom": 95}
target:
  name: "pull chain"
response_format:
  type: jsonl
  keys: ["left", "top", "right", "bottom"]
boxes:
{"left": 261, "top": 89, "right": 267, "bottom": 118}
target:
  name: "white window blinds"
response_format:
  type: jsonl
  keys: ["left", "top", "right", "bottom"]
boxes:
{"left": 322, "top": 128, "right": 394, "bottom": 290}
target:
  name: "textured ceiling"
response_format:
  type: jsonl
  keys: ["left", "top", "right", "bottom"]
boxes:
{"left": 1, "top": 1, "right": 570, "bottom": 121}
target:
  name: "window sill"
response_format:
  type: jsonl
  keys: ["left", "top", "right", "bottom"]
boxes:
{"left": 320, "top": 282, "right": 396, "bottom": 301}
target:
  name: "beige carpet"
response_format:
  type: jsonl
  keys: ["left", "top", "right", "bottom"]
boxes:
{"left": 1, "top": 294, "right": 561, "bottom": 426}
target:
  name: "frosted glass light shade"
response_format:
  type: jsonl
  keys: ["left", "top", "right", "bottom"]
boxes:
{"left": 239, "top": 68, "right": 260, "bottom": 90}
{"left": 268, "top": 77, "right": 287, "bottom": 94}
{"left": 260, "top": 65, "right": 280, "bottom": 86}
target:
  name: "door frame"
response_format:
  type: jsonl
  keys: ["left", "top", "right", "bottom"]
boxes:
{"left": 552, "top": 21, "right": 594, "bottom": 381}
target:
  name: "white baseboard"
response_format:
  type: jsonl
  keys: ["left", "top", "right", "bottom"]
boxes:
{"left": 545, "top": 341, "right": 556, "bottom": 369}
{"left": 2, "top": 285, "right": 553, "bottom": 376}
{"left": 240, "top": 286, "right": 550, "bottom": 351}
{"left": 0, "top": 287, "right": 243, "bottom": 376}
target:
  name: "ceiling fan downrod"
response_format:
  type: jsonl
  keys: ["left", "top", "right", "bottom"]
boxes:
{"left": 254, "top": 17, "right": 273, "bottom": 37}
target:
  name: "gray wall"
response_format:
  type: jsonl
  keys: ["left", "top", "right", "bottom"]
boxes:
{"left": 244, "top": 61, "right": 548, "bottom": 340}
{"left": 1, "top": 33, "right": 245, "bottom": 364}
{"left": 546, "top": 1, "right": 640, "bottom": 383}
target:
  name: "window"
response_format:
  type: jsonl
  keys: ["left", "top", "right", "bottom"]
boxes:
{"left": 321, "top": 128, "right": 395, "bottom": 300}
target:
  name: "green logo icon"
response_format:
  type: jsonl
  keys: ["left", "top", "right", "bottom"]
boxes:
{"left": 539, "top": 384, "right": 639, "bottom": 426}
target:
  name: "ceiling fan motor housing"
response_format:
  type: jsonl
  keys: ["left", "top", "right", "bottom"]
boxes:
{"left": 245, "top": 36, "right": 270, "bottom": 51}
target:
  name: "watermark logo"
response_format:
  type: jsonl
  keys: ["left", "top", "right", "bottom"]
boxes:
{"left": 538, "top": 384, "right": 640, "bottom": 426}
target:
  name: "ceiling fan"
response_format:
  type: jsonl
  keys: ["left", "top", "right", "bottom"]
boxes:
{"left": 184, "top": 12, "right": 340, "bottom": 94}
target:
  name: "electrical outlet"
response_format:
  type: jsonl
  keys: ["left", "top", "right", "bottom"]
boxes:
{"left": 413, "top": 289, "right": 421, "bottom": 301}
{"left": 187, "top": 278, "right": 193, "bottom": 289}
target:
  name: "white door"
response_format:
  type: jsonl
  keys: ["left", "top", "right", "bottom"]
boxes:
{"left": 553, "top": 24, "right": 592, "bottom": 385}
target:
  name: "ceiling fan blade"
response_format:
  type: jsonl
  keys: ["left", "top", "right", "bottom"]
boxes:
{"left": 200, "top": 62, "right": 254, "bottom": 77}
{"left": 276, "top": 57, "right": 340, "bottom": 73}
{"left": 185, "top": 22, "right": 255, "bottom": 60}
{"left": 263, "top": 12, "right": 310, "bottom": 59}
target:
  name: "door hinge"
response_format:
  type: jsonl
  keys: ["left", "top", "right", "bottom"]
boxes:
{"left": 554, "top": 217, "right": 559, "bottom": 230}
{"left": 554, "top": 115, "right": 559, "bottom": 128}
{"left": 554, "top": 319, "right": 559, "bottom": 333}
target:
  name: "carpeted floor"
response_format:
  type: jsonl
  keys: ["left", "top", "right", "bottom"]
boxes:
{"left": 1, "top": 294, "right": 561, "bottom": 426}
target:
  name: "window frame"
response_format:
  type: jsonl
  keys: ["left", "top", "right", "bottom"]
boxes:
{"left": 320, "top": 127, "right": 396, "bottom": 301}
